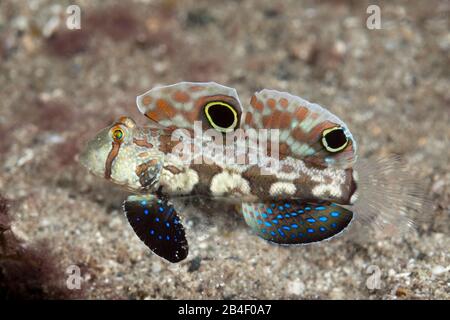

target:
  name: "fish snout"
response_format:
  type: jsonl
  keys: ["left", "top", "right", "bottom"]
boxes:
{"left": 78, "top": 129, "right": 112, "bottom": 177}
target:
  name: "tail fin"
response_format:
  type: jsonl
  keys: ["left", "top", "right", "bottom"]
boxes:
{"left": 351, "top": 155, "right": 429, "bottom": 234}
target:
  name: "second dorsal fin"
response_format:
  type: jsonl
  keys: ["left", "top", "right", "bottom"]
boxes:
{"left": 242, "top": 89, "right": 357, "bottom": 168}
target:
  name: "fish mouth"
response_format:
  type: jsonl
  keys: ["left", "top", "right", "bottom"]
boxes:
{"left": 78, "top": 152, "right": 103, "bottom": 179}
{"left": 77, "top": 140, "right": 109, "bottom": 179}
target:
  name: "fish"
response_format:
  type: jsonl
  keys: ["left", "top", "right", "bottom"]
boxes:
{"left": 79, "top": 82, "right": 426, "bottom": 263}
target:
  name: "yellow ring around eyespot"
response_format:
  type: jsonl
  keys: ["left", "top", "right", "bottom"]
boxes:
{"left": 204, "top": 101, "right": 238, "bottom": 133}
{"left": 111, "top": 127, "right": 124, "bottom": 142}
{"left": 321, "top": 126, "right": 349, "bottom": 153}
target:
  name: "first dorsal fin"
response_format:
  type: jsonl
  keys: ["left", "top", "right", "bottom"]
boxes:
{"left": 136, "top": 82, "right": 242, "bottom": 133}
{"left": 242, "top": 89, "right": 357, "bottom": 168}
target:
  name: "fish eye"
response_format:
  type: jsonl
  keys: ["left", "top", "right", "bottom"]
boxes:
{"left": 111, "top": 127, "right": 124, "bottom": 142}
{"left": 204, "top": 101, "right": 238, "bottom": 133}
{"left": 321, "top": 126, "right": 348, "bottom": 153}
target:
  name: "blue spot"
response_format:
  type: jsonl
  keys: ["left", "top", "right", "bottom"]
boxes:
{"left": 307, "top": 218, "right": 316, "bottom": 223}
{"left": 272, "top": 219, "right": 279, "bottom": 225}
{"left": 166, "top": 235, "right": 170, "bottom": 241}
{"left": 315, "top": 206, "right": 326, "bottom": 211}
{"left": 278, "top": 228, "right": 286, "bottom": 237}
{"left": 291, "top": 234, "right": 296, "bottom": 239}
{"left": 291, "top": 212, "right": 298, "bottom": 217}
{"left": 282, "top": 225, "right": 290, "bottom": 231}
{"left": 141, "top": 200, "right": 147, "bottom": 206}
{"left": 165, "top": 222, "right": 170, "bottom": 228}
{"left": 278, "top": 206, "right": 284, "bottom": 211}
{"left": 277, "top": 214, "right": 283, "bottom": 219}
{"left": 267, "top": 208, "right": 273, "bottom": 214}
{"left": 159, "top": 207, "right": 164, "bottom": 212}
{"left": 330, "top": 211, "right": 340, "bottom": 217}
{"left": 270, "top": 231, "right": 276, "bottom": 236}
{"left": 319, "top": 227, "right": 326, "bottom": 232}
{"left": 307, "top": 228, "right": 314, "bottom": 233}
{"left": 330, "top": 203, "right": 337, "bottom": 207}
{"left": 298, "top": 233, "right": 304, "bottom": 237}
{"left": 319, "top": 216, "right": 328, "bottom": 222}
{"left": 261, "top": 228, "right": 267, "bottom": 234}
{"left": 264, "top": 221, "right": 272, "bottom": 227}
{"left": 331, "top": 223, "right": 337, "bottom": 228}
{"left": 284, "top": 214, "right": 291, "bottom": 218}
{"left": 305, "top": 207, "right": 311, "bottom": 211}
{"left": 155, "top": 217, "right": 160, "bottom": 222}
{"left": 150, "top": 229, "right": 155, "bottom": 235}
{"left": 257, "top": 219, "right": 263, "bottom": 225}
{"left": 158, "top": 235, "right": 162, "bottom": 240}
{"left": 174, "top": 218, "right": 179, "bottom": 224}
{"left": 144, "top": 209, "right": 149, "bottom": 215}
{"left": 291, "top": 223, "right": 299, "bottom": 229}
{"left": 271, "top": 204, "right": 276, "bottom": 208}
{"left": 297, "top": 210, "right": 304, "bottom": 214}
{"left": 261, "top": 213, "right": 268, "bottom": 219}
{"left": 284, "top": 203, "right": 291, "bottom": 208}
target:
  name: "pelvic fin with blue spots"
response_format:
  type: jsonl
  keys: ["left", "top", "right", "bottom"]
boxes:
{"left": 123, "top": 195, "right": 188, "bottom": 263}
{"left": 241, "top": 200, "right": 353, "bottom": 244}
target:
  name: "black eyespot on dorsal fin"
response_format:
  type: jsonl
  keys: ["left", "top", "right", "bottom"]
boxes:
{"left": 136, "top": 82, "right": 242, "bottom": 133}
{"left": 321, "top": 126, "right": 349, "bottom": 153}
{"left": 203, "top": 100, "right": 239, "bottom": 133}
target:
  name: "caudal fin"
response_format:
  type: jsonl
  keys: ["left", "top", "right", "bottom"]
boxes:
{"left": 351, "top": 155, "right": 429, "bottom": 234}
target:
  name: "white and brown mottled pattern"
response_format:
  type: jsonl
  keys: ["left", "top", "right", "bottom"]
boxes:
{"left": 82, "top": 118, "right": 356, "bottom": 205}
{"left": 128, "top": 83, "right": 359, "bottom": 203}
{"left": 146, "top": 127, "right": 355, "bottom": 204}
{"left": 210, "top": 170, "right": 251, "bottom": 197}
{"left": 269, "top": 182, "right": 296, "bottom": 196}
{"left": 242, "top": 89, "right": 357, "bottom": 169}
{"left": 136, "top": 82, "right": 243, "bottom": 131}
{"left": 159, "top": 167, "right": 199, "bottom": 195}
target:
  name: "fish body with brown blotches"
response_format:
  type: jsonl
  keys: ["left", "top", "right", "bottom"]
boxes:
{"left": 80, "top": 82, "right": 425, "bottom": 263}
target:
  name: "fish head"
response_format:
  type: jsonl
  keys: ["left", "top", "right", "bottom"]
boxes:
{"left": 79, "top": 116, "right": 164, "bottom": 192}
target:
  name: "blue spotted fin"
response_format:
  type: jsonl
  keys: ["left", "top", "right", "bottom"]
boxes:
{"left": 123, "top": 195, "right": 188, "bottom": 263}
{"left": 241, "top": 200, "right": 353, "bottom": 244}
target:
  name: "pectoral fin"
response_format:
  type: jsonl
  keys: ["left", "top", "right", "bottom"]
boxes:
{"left": 123, "top": 195, "right": 188, "bottom": 263}
{"left": 241, "top": 200, "right": 353, "bottom": 244}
